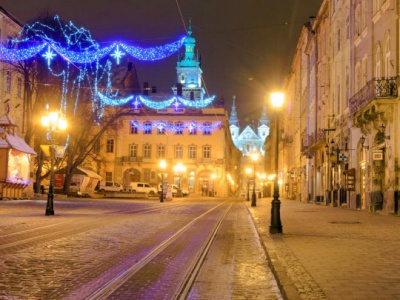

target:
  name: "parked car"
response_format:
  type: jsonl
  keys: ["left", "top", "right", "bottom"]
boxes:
{"left": 158, "top": 184, "right": 189, "bottom": 196}
{"left": 125, "top": 182, "right": 157, "bottom": 195}
{"left": 98, "top": 181, "right": 123, "bottom": 193}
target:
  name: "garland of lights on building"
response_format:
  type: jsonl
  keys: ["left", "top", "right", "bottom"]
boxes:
{"left": 131, "top": 120, "right": 222, "bottom": 132}
{"left": 0, "top": 15, "right": 217, "bottom": 114}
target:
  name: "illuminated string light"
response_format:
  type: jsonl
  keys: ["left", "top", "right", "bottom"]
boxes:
{"left": 110, "top": 44, "right": 125, "bottom": 64}
{"left": 97, "top": 93, "right": 216, "bottom": 109}
{"left": 0, "top": 38, "right": 186, "bottom": 64}
{"left": 131, "top": 120, "right": 221, "bottom": 132}
{"left": 42, "top": 45, "right": 57, "bottom": 66}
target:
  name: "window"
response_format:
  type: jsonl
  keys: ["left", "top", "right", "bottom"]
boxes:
{"left": 189, "top": 145, "right": 197, "bottom": 159}
{"left": 143, "top": 121, "right": 152, "bottom": 134}
{"left": 175, "top": 122, "right": 184, "bottom": 135}
{"left": 385, "top": 37, "right": 391, "bottom": 77}
{"left": 143, "top": 169, "right": 150, "bottom": 182}
{"left": 203, "top": 145, "right": 211, "bottom": 159}
{"left": 203, "top": 122, "right": 212, "bottom": 135}
{"left": 175, "top": 145, "right": 183, "bottom": 158}
{"left": 188, "top": 122, "right": 197, "bottom": 135}
{"left": 129, "top": 144, "right": 138, "bottom": 157}
{"left": 130, "top": 122, "right": 138, "bottom": 134}
{"left": 355, "top": 4, "right": 360, "bottom": 36}
{"left": 157, "top": 145, "right": 166, "bottom": 158}
{"left": 157, "top": 124, "right": 165, "bottom": 134}
{"left": 94, "top": 140, "right": 100, "bottom": 154}
{"left": 17, "top": 77, "right": 22, "bottom": 98}
{"left": 143, "top": 144, "right": 151, "bottom": 158}
{"left": 105, "top": 172, "right": 112, "bottom": 182}
{"left": 375, "top": 45, "right": 382, "bottom": 78}
{"left": 106, "top": 139, "right": 114, "bottom": 153}
{"left": 6, "top": 71, "right": 11, "bottom": 93}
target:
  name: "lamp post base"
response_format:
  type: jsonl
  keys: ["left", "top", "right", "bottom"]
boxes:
{"left": 251, "top": 192, "right": 256, "bottom": 207}
{"left": 269, "top": 199, "right": 282, "bottom": 233}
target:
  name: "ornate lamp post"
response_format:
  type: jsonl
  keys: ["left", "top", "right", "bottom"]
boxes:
{"left": 269, "top": 92, "right": 284, "bottom": 234}
{"left": 41, "top": 105, "right": 67, "bottom": 216}
{"left": 159, "top": 159, "right": 166, "bottom": 202}
{"left": 251, "top": 153, "right": 259, "bottom": 206}
{"left": 174, "top": 162, "right": 186, "bottom": 196}
{"left": 251, "top": 152, "right": 259, "bottom": 207}
{"left": 245, "top": 167, "right": 251, "bottom": 201}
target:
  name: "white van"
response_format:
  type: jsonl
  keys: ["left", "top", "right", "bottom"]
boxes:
{"left": 125, "top": 182, "right": 157, "bottom": 195}
{"left": 98, "top": 181, "right": 123, "bottom": 193}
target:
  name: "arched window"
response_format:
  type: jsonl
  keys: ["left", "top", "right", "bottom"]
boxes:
{"left": 375, "top": 45, "right": 382, "bottom": 78}
{"left": 385, "top": 37, "right": 391, "bottom": 77}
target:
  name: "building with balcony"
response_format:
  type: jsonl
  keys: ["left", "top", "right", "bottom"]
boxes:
{"left": 279, "top": 0, "right": 400, "bottom": 214}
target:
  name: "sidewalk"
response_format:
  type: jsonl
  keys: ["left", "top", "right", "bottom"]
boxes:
{"left": 246, "top": 197, "right": 400, "bottom": 300}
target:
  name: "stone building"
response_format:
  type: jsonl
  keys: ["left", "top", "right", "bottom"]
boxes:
{"left": 99, "top": 22, "right": 241, "bottom": 197}
{"left": 279, "top": 0, "right": 400, "bottom": 214}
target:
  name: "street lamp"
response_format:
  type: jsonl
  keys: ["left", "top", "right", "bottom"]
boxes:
{"left": 269, "top": 92, "right": 284, "bottom": 234}
{"left": 174, "top": 162, "right": 186, "bottom": 196}
{"left": 251, "top": 152, "right": 259, "bottom": 207}
{"left": 41, "top": 105, "right": 67, "bottom": 216}
{"left": 245, "top": 167, "right": 251, "bottom": 201}
{"left": 159, "top": 159, "right": 166, "bottom": 202}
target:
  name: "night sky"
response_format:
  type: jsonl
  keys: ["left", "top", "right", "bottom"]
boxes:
{"left": 1, "top": 0, "right": 322, "bottom": 123}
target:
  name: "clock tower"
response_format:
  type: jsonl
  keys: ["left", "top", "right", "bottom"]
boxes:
{"left": 172, "top": 20, "right": 205, "bottom": 100}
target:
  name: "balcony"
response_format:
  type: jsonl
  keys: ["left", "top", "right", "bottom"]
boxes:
{"left": 349, "top": 77, "right": 398, "bottom": 115}
{"left": 121, "top": 156, "right": 143, "bottom": 163}
{"left": 305, "top": 129, "right": 327, "bottom": 152}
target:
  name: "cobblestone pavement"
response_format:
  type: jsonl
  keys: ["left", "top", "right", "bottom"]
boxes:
{"left": 0, "top": 197, "right": 282, "bottom": 299}
{"left": 246, "top": 197, "right": 400, "bottom": 300}
{"left": 189, "top": 200, "right": 282, "bottom": 300}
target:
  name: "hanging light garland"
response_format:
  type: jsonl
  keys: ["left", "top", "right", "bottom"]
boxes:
{"left": 0, "top": 38, "right": 186, "bottom": 65}
{"left": 96, "top": 92, "right": 216, "bottom": 109}
{"left": 131, "top": 120, "right": 222, "bottom": 132}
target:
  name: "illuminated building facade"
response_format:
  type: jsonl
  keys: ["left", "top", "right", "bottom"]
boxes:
{"left": 99, "top": 22, "right": 241, "bottom": 197}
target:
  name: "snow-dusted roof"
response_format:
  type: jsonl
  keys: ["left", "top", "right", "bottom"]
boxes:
{"left": 0, "top": 131, "right": 36, "bottom": 155}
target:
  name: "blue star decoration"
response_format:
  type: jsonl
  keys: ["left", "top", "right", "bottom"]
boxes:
{"left": 42, "top": 46, "right": 56, "bottom": 66}
{"left": 110, "top": 44, "right": 125, "bottom": 64}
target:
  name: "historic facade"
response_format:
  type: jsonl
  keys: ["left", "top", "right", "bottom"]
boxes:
{"left": 99, "top": 22, "right": 241, "bottom": 197}
{"left": 277, "top": 0, "right": 400, "bottom": 214}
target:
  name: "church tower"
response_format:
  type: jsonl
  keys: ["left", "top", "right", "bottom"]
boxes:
{"left": 257, "top": 104, "right": 270, "bottom": 140}
{"left": 172, "top": 20, "right": 205, "bottom": 100}
{"left": 229, "top": 95, "right": 240, "bottom": 140}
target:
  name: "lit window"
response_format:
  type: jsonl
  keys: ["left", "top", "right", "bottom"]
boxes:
{"left": 175, "top": 145, "right": 183, "bottom": 158}
{"left": 129, "top": 144, "right": 138, "bottom": 157}
{"left": 157, "top": 145, "right": 166, "bottom": 158}
{"left": 143, "top": 122, "right": 152, "bottom": 134}
{"left": 203, "top": 122, "right": 212, "bottom": 135}
{"left": 189, "top": 145, "right": 197, "bottom": 159}
{"left": 130, "top": 122, "right": 138, "bottom": 134}
{"left": 175, "top": 122, "right": 184, "bottom": 135}
{"left": 106, "top": 139, "right": 114, "bottom": 153}
{"left": 143, "top": 144, "right": 151, "bottom": 158}
{"left": 203, "top": 145, "right": 211, "bottom": 158}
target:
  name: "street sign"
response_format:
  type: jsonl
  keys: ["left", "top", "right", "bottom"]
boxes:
{"left": 345, "top": 168, "right": 355, "bottom": 191}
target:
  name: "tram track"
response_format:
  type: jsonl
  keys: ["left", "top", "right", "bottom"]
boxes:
{"left": 84, "top": 200, "right": 234, "bottom": 300}
{"left": 0, "top": 201, "right": 188, "bottom": 255}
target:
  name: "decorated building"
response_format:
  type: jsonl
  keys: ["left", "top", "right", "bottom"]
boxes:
{"left": 229, "top": 96, "right": 270, "bottom": 196}
{"left": 99, "top": 22, "right": 241, "bottom": 197}
{"left": 0, "top": 108, "right": 36, "bottom": 199}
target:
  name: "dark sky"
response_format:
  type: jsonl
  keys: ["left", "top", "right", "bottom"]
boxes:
{"left": 1, "top": 0, "right": 322, "bottom": 122}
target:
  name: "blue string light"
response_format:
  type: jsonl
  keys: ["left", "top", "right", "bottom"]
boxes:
{"left": 0, "top": 37, "right": 186, "bottom": 64}
{"left": 97, "top": 93, "right": 217, "bottom": 109}
{"left": 131, "top": 120, "right": 221, "bottom": 132}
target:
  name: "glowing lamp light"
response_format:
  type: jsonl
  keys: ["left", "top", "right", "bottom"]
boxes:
{"left": 270, "top": 92, "right": 285, "bottom": 108}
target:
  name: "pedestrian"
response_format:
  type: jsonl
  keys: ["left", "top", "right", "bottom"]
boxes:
{"left": 166, "top": 185, "right": 173, "bottom": 201}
